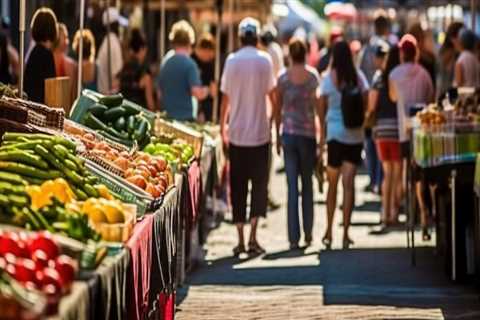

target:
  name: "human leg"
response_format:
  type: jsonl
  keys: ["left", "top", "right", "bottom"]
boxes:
{"left": 381, "top": 161, "right": 393, "bottom": 224}
{"left": 298, "top": 136, "right": 316, "bottom": 245}
{"left": 249, "top": 143, "right": 270, "bottom": 252}
{"left": 282, "top": 134, "right": 301, "bottom": 246}
{"left": 392, "top": 160, "right": 403, "bottom": 222}
{"left": 341, "top": 161, "right": 357, "bottom": 248}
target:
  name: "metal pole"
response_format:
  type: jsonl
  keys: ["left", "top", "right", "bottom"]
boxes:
{"left": 160, "top": 0, "right": 166, "bottom": 60}
{"left": 472, "top": 0, "right": 477, "bottom": 31}
{"left": 213, "top": 0, "right": 223, "bottom": 124}
{"left": 18, "top": 0, "right": 25, "bottom": 96}
{"left": 451, "top": 170, "right": 457, "bottom": 281}
{"left": 228, "top": 0, "right": 234, "bottom": 53}
{"left": 77, "top": 0, "right": 85, "bottom": 98}
{"left": 106, "top": 2, "right": 112, "bottom": 93}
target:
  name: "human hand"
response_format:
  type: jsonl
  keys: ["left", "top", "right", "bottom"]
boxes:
{"left": 209, "top": 82, "right": 218, "bottom": 98}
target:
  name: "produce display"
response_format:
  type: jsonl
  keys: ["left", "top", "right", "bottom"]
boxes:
{"left": 417, "top": 107, "right": 447, "bottom": 126}
{"left": 0, "top": 132, "right": 110, "bottom": 201}
{"left": 144, "top": 135, "right": 195, "bottom": 168}
{"left": 0, "top": 230, "right": 77, "bottom": 316}
{"left": 82, "top": 94, "right": 152, "bottom": 148}
{"left": 0, "top": 83, "right": 21, "bottom": 99}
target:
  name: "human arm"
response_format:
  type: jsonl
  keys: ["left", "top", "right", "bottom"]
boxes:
{"left": 141, "top": 73, "right": 156, "bottom": 111}
{"left": 188, "top": 60, "right": 209, "bottom": 100}
{"left": 220, "top": 93, "right": 230, "bottom": 155}
{"left": 454, "top": 60, "right": 463, "bottom": 88}
{"left": 273, "top": 86, "right": 282, "bottom": 155}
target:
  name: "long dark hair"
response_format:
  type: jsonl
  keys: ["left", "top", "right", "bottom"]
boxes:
{"left": 383, "top": 46, "right": 400, "bottom": 90}
{"left": 331, "top": 40, "right": 357, "bottom": 87}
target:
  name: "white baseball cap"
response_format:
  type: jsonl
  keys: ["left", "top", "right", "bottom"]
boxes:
{"left": 238, "top": 17, "right": 260, "bottom": 37}
{"left": 103, "top": 7, "right": 128, "bottom": 27}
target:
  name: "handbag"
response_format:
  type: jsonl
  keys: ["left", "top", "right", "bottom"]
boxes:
{"left": 340, "top": 82, "right": 364, "bottom": 129}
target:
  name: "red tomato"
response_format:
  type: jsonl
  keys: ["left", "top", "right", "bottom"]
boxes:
{"left": 32, "top": 249, "right": 50, "bottom": 270}
{"left": 13, "top": 258, "right": 36, "bottom": 283}
{"left": 54, "top": 255, "right": 76, "bottom": 285}
{"left": 0, "top": 232, "right": 22, "bottom": 257}
{"left": 28, "top": 232, "right": 59, "bottom": 260}
{"left": 40, "top": 268, "right": 63, "bottom": 291}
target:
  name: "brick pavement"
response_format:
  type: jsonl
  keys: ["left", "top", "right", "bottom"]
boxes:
{"left": 176, "top": 158, "right": 480, "bottom": 320}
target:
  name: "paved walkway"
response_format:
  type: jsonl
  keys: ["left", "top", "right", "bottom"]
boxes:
{"left": 176, "top": 158, "right": 480, "bottom": 320}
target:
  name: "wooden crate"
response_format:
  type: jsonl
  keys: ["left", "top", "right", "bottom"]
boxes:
{"left": 154, "top": 118, "right": 204, "bottom": 159}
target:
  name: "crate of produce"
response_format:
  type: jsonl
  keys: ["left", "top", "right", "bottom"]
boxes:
{"left": 154, "top": 118, "right": 203, "bottom": 159}
{"left": 70, "top": 89, "right": 155, "bottom": 148}
{"left": 84, "top": 160, "right": 163, "bottom": 216}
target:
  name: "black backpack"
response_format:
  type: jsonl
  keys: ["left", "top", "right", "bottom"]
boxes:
{"left": 340, "top": 81, "right": 364, "bottom": 129}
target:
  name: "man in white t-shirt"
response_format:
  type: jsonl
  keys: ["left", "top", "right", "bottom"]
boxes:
{"left": 220, "top": 17, "right": 276, "bottom": 256}
{"left": 96, "top": 7, "right": 128, "bottom": 94}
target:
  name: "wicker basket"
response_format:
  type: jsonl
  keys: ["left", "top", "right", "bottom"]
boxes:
{"left": 2, "top": 97, "right": 65, "bottom": 130}
{"left": 154, "top": 118, "right": 203, "bottom": 159}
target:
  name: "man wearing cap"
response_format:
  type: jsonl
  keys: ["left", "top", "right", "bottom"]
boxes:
{"left": 220, "top": 17, "right": 276, "bottom": 256}
{"left": 389, "top": 33, "right": 434, "bottom": 241}
{"left": 156, "top": 20, "right": 209, "bottom": 121}
{"left": 96, "top": 7, "right": 128, "bottom": 94}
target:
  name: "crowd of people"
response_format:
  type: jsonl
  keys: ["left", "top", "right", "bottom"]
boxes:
{"left": 1, "top": 6, "right": 479, "bottom": 255}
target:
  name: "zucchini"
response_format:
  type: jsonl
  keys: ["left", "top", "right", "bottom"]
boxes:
{"left": 83, "top": 112, "right": 110, "bottom": 131}
{"left": 82, "top": 183, "right": 99, "bottom": 198}
{"left": 127, "top": 115, "right": 136, "bottom": 134}
{"left": 0, "top": 182, "right": 26, "bottom": 195}
{"left": 85, "top": 176, "right": 98, "bottom": 185}
{"left": 0, "top": 150, "right": 49, "bottom": 170}
{"left": 8, "top": 195, "right": 28, "bottom": 207}
{"left": 63, "top": 159, "right": 77, "bottom": 171}
{"left": 0, "top": 161, "right": 59, "bottom": 179}
{"left": 122, "top": 103, "right": 139, "bottom": 116}
{"left": 89, "top": 103, "right": 108, "bottom": 118}
{"left": 0, "top": 194, "right": 9, "bottom": 206}
{"left": 0, "top": 141, "right": 47, "bottom": 152}
{"left": 113, "top": 116, "right": 126, "bottom": 132}
{"left": 67, "top": 153, "right": 85, "bottom": 168}
{"left": 97, "top": 130, "right": 133, "bottom": 147}
{"left": 22, "top": 176, "right": 45, "bottom": 185}
{"left": 71, "top": 185, "right": 88, "bottom": 201}
{"left": 35, "top": 145, "right": 63, "bottom": 170}
{"left": 133, "top": 117, "right": 149, "bottom": 142}
{"left": 103, "top": 106, "right": 126, "bottom": 122}
{"left": 64, "top": 168, "right": 83, "bottom": 185}
{"left": 98, "top": 93, "right": 123, "bottom": 108}
{"left": 0, "top": 171, "right": 28, "bottom": 185}
{"left": 2, "top": 133, "right": 53, "bottom": 141}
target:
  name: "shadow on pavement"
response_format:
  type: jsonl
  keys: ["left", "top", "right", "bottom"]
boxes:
{"left": 183, "top": 246, "right": 480, "bottom": 317}
{"left": 262, "top": 248, "right": 318, "bottom": 260}
{"left": 354, "top": 200, "right": 382, "bottom": 212}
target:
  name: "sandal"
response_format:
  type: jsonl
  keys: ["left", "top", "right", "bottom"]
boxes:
{"left": 322, "top": 236, "right": 332, "bottom": 250}
{"left": 248, "top": 241, "right": 266, "bottom": 255}
{"left": 342, "top": 237, "right": 354, "bottom": 250}
{"left": 422, "top": 227, "right": 431, "bottom": 241}
{"left": 232, "top": 244, "right": 246, "bottom": 257}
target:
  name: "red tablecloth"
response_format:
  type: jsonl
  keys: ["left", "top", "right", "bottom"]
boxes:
{"left": 126, "top": 214, "right": 154, "bottom": 320}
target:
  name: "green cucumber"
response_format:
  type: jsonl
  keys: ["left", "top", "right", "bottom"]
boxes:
{"left": 127, "top": 115, "right": 136, "bottom": 134}
{"left": 98, "top": 94, "right": 123, "bottom": 108}
{"left": 63, "top": 159, "right": 77, "bottom": 171}
{"left": 103, "top": 106, "right": 126, "bottom": 122}
{"left": 8, "top": 195, "right": 28, "bottom": 207}
{"left": 64, "top": 168, "right": 83, "bottom": 185}
{"left": 97, "top": 130, "right": 133, "bottom": 147}
{"left": 0, "top": 161, "right": 58, "bottom": 179}
{"left": 22, "top": 176, "right": 45, "bottom": 185}
{"left": 89, "top": 103, "right": 108, "bottom": 118}
{"left": 2, "top": 133, "right": 53, "bottom": 141}
{"left": 71, "top": 186, "right": 88, "bottom": 200}
{"left": 83, "top": 112, "right": 110, "bottom": 131}
{"left": 82, "top": 184, "right": 99, "bottom": 198}
{"left": 0, "top": 171, "right": 28, "bottom": 185}
{"left": 133, "top": 117, "right": 149, "bottom": 142}
{"left": 121, "top": 103, "right": 140, "bottom": 116}
{"left": 0, "top": 151, "right": 48, "bottom": 170}
{"left": 34, "top": 145, "right": 63, "bottom": 170}
{"left": 113, "top": 116, "right": 126, "bottom": 132}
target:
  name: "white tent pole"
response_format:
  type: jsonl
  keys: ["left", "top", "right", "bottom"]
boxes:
{"left": 19, "top": 0, "right": 25, "bottom": 96}
{"left": 77, "top": 0, "right": 85, "bottom": 98}
{"left": 160, "top": 0, "right": 166, "bottom": 60}
{"left": 106, "top": 1, "right": 112, "bottom": 93}
{"left": 213, "top": 1, "right": 222, "bottom": 123}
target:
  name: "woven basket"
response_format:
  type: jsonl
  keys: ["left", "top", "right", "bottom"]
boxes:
{"left": 2, "top": 97, "right": 65, "bottom": 130}
{"left": 154, "top": 118, "right": 203, "bottom": 159}
{"left": 80, "top": 151, "right": 124, "bottom": 177}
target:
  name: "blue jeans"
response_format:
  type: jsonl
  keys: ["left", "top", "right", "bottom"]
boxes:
{"left": 282, "top": 134, "right": 316, "bottom": 245}
{"left": 364, "top": 134, "right": 382, "bottom": 188}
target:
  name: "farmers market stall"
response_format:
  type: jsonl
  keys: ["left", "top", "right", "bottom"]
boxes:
{"left": 0, "top": 86, "right": 219, "bottom": 319}
{"left": 411, "top": 92, "right": 480, "bottom": 282}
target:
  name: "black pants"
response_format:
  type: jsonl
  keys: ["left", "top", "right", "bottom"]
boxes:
{"left": 229, "top": 143, "right": 270, "bottom": 224}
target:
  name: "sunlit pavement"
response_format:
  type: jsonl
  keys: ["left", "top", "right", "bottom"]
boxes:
{"left": 176, "top": 155, "right": 480, "bottom": 320}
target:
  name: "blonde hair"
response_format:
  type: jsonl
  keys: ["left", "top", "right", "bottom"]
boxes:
{"left": 53, "top": 23, "right": 68, "bottom": 49}
{"left": 72, "top": 29, "right": 96, "bottom": 62}
{"left": 169, "top": 20, "right": 195, "bottom": 46}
